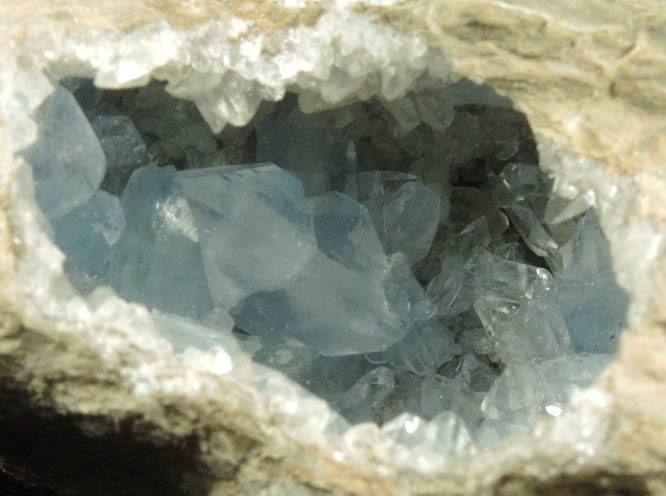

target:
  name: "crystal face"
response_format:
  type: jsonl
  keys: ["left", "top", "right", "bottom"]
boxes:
{"left": 22, "top": 80, "right": 629, "bottom": 448}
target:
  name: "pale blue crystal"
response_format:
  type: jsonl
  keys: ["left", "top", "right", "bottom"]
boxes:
{"left": 480, "top": 361, "right": 545, "bottom": 425}
{"left": 504, "top": 202, "right": 558, "bottom": 258}
{"left": 178, "top": 163, "right": 317, "bottom": 311}
{"left": 52, "top": 190, "right": 125, "bottom": 293}
{"left": 382, "top": 410, "right": 471, "bottom": 457}
{"left": 119, "top": 82, "right": 224, "bottom": 168}
{"left": 334, "top": 367, "right": 395, "bottom": 423}
{"left": 248, "top": 341, "right": 374, "bottom": 402}
{"left": 227, "top": 185, "right": 423, "bottom": 355}
{"left": 474, "top": 293, "right": 571, "bottom": 364}
{"left": 420, "top": 375, "right": 457, "bottom": 418}
{"left": 365, "top": 320, "right": 454, "bottom": 377}
{"left": 554, "top": 275, "right": 626, "bottom": 353}
{"left": 233, "top": 247, "right": 407, "bottom": 356}
{"left": 554, "top": 210, "right": 628, "bottom": 353}
{"left": 33, "top": 81, "right": 629, "bottom": 435}
{"left": 22, "top": 85, "right": 106, "bottom": 220}
{"left": 151, "top": 309, "right": 239, "bottom": 355}
{"left": 449, "top": 354, "right": 498, "bottom": 428}
{"left": 108, "top": 165, "right": 213, "bottom": 318}
{"left": 382, "top": 181, "right": 441, "bottom": 265}
{"left": 256, "top": 106, "right": 356, "bottom": 196}
{"left": 492, "top": 163, "right": 558, "bottom": 258}
{"left": 357, "top": 171, "right": 442, "bottom": 266}
{"left": 538, "top": 352, "right": 612, "bottom": 407}
{"left": 91, "top": 115, "right": 146, "bottom": 195}
{"left": 426, "top": 219, "right": 492, "bottom": 318}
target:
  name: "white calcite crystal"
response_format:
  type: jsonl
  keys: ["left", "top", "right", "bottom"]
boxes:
{"left": 2, "top": 1, "right": 665, "bottom": 494}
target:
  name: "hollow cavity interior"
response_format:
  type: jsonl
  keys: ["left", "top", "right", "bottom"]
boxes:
{"left": 21, "top": 78, "right": 628, "bottom": 448}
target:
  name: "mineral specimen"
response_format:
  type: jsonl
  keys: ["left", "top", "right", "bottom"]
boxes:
{"left": 3, "top": 1, "right": 666, "bottom": 494}
{"left": 20, "top": 81, "right": 628, "bottom": 444}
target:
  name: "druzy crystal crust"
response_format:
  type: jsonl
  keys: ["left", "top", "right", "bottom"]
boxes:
{"left": 21, "top": 80, "right": 629, "bottom": 451}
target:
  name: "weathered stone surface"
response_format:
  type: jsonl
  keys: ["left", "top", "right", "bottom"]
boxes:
{"left": 1, "top": 1, "right": 666, "bottom": 495}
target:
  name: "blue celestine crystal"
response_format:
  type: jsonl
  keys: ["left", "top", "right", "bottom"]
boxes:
{"left": 91, "top": 114, "right": 146, "bottom": 195}
{"left": 472, "top": 252, "right": 571, "bottom": 364}
{"left": 553, "top": 210, "right": 628, "bottom": 353}
{"left": 357, "top": 171, "right": 442, "bottom": 266}
{"left": 365, "top": 319, "right": 454, "bottom": 377}
{"left": 108, "top": 165, "right": 214, "bottom": 319}
{"left": 232, "top": 190, "right": 429, "bottom": 355}
{"left": 22, "top": 84, "right": 106, "bottom": 220}
{"left": 256, "top": 105, "right": 356, "bottom": 197}
{"left": 248, "top": 341, "right": 375, "bottom": 403}
{"left": 426, "top": 218, "right": 492, "bottom": 318}
{"left": 478, "top": 352, "right": 612, "bottom": 441}
{"left": 177, "top": 163, "right": 318, "bottom": 311}
{"left": 493, "top": 162, "right": 558, "bottom": 258}
{"left": 109, "top": 162, "right": 429, "bottom": 356}
{"left": 151, "top": 309, "right": 240, "bottom": 355}
{"left": 51, "top": 190, "right": 125, "bottom": 293}
{"left": 30, "top": 81, "right": 628, "bottom": 437}
{"left": 381, "top": 410, "right": 472, "bottom": 457}
{"left": 333, "top": 366, "right": 395, "bottom": 423}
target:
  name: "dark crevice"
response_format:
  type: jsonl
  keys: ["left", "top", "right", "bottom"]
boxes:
{"left": 0, "top": 383, "right": 219, "bottom": 496}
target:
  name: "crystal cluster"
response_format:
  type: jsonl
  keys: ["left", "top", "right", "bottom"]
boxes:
{"left": 22, "top": 80, "right": 628, "bottom": 449}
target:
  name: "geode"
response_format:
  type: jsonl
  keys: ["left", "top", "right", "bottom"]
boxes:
{"left": 1, "top": 1, "right": 666, "bottom": 495}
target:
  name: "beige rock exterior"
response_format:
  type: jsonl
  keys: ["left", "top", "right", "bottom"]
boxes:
{"left": 1, "top": 1, "right": 666, "bottom": 494}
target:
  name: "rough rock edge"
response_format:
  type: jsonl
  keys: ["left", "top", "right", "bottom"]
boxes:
{"left": 1, "top": 1, "right": 666, "bottom": 494}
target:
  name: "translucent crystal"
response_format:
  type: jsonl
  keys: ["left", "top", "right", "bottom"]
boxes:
{"left": 496, "top": 162, "right": 551, "bottom": 206}
{"left": 22, "top": 84, "right": 106, "bottom": 220}
{"left": 504, "top": 202, "right": 558, "bottom": 258}
{"left": 554, "top": 210, "right": 629, "bottom": 353}
{"left": 256, "top": 104, "right": 356, "bottom": 196}
{"left": 449, "top": 355, "right": 498, "bottom": 429}
{"left": 425, "top": 220, "right": 494, "bottom": 318}
{"left": 474, "top": 293, "right": 571, "bottom": 364}
{"left": 151, "top": 309, "right": 239, "bottom": 355}
{"left": 231, "top": 189, "right": 421, "bottom": 355}
{"left": 383, "top": 254, "right": 435, "bottom": 326}
{"left": 426, "top": 254, "right": 475, "bottom": 318}
{"left": 420, "top": 375, "right": 456, "bottom": 418}
{"left": 91, "top": 115, "right": 146, "bottom": 195}
{"left": 357, "top": 171, "right": 442, "bottom": 266}
{"left": 381, "top": 89, "right": 455, "bottom": 133}
{"left": 480, "top": 361, "right": 545, "bottom": 426}
{"left": 309, "top": 191, "right": 385, "bottom": 271}
{"left": 543, "top": 192, "right": 595, "bottom": 225}
{"left": 119, "top": 81, "right": 224, "bottom": 169}
{"left": 538, "top": 353, "right": 612, "bottom": 409}
{"left": 26, "top": 76, "right": 628, "bottom": 439}
{"left": 249, "top": 342, "right": 374, "bottom": 402}
{"left": 178, "top": 163, "right": 317, "bottom": 311}
{"left": 234, "top": 246, "right": 407, "bottom": 356}
{"left": 381, "top": 181, "right": 441, "bottom": 265}
{"left": 366, "top": 320, "right": 454, "bottom": 377}
{"left": 334, "top": 367, "right": 395, "bottom": 423}
{"left": 108, "top": 165, "right": 214, "bottom": 318}
{"left": 51, "top": 190, "right": 125, "bottom": 293}
{"left": 382, "top": 411, "right": 471, "bottom": 457}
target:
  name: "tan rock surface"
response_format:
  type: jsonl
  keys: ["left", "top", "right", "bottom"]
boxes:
{"left": 1, "top": 1, "right": 666, "bottom": 495}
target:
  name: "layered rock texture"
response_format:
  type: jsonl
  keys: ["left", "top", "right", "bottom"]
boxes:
{"left": 1, "top": 1, "right": 666, "bottom": 495}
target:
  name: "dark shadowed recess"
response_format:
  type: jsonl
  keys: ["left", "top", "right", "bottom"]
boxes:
{"left": 0, "top": 382, "right": 219, "bottom": 496}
